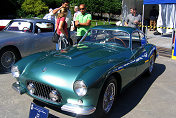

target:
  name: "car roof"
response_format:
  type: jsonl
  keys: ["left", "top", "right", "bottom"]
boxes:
{"left": 12, "top": 18, "right": 54, "bottom": 23}
{"left": 90, "top": 25, "right": 139, "bottom": 34}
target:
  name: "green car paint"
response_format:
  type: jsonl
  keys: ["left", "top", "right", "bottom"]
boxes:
{"left": 12, "top": 25, "right": 157, "bottom": 116}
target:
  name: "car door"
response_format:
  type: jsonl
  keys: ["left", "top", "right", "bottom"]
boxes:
{"left": 34, "top": 22, "right": 55, "bottom": 52}
{"left": 14, "top": 21, "right": 41, "bottom": 57}
{"left": 112, "top": 31, "right": 137, "bottom": 87}
{"left": 131, "top": 31, "right": 149, "bottom": 77}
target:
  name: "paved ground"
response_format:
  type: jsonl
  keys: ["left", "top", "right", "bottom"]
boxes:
{"left": 147, "top": 30, "right": 173, "bottom": 49}
{"left": 147, "top": 30, "right": 174, "bottom": 57}
{"left": 0, "top": 55, "right": 176, "bottom": 118}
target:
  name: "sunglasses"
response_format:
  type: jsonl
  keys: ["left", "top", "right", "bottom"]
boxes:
{"left": 80, "top": 8, "right": 85, "bottom": 10}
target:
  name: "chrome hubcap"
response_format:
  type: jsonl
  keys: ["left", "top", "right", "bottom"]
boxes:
{"left": 103, "top": 83, "right": 116, "bottom": 113}
{"left": 149, "top": 55, "right": 154, "bottom": 72}
{"left": 1, "top": 51, "right": 16, "bottom": 68}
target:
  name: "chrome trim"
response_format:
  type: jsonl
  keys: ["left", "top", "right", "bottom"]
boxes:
{"left": 61, "top": 103, "right": 96, "bottom": 115}
{"left": 12, "top": 82, "right": 26, "bottom": 94}
{"left": 26, "top": 80, "right": 62, "bottom": 103}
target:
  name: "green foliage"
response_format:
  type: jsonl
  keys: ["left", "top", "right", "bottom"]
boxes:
{"left": 42, "top": 0, "right": 62, "bottom": 8}
{"left": 91, "top": 20, "right": 116, "bottom": 27}
{"left": 70, "top": 0, "right": 121, "bottom": 14}
{"left": 3, "top": 0, "right": 122, "bottom": 19}
{"left": 21, "top": 0, "right": 48, "bottom": 16}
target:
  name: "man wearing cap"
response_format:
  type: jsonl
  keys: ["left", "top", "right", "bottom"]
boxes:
{"left": 43, "top": 8, "right": 54, "bottom": 21}
{"left": 73, "top": 6, "right": 81, "bottom": 31}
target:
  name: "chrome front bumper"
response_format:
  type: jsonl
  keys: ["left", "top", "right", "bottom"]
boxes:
{"left": 12, "top": 82, "right": 26, "bottom": 94}
{"left": 12, "top": 82, "right": 96, "bottom": 115}
{"left": 61, "top": 103, "right": 96, "bottom": 115}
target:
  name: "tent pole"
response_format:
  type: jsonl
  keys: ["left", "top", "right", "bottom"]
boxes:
{"left": 172, "top": 5, "right": 176, "bottom": 49}
{"left": 142, "top": 4, "right": 145, "bottom": 32}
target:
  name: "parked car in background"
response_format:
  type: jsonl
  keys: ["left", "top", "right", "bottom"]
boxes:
{"left": 0, "top": 19, "right": 56, "bottom": 72}
{"left": 12, "top": 25, "right": 157, "bottom": 118}
{"left": 0, "top": 19, "right": 11, "bottom": 31}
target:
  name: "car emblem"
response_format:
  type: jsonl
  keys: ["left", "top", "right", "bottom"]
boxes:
{"left": 42, "top": 67, "right": 47, "bottom": 72}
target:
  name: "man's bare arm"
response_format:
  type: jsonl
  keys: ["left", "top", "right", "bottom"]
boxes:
{"left": 75, "top": 20, "right": 91, "bottom": 27}
{"left": 52, "top": 7, "right": 62, "bottom": 14}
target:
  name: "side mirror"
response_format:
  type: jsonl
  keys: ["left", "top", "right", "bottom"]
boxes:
{"left": 141, "top": 37, "right": 147, "bottom": 46}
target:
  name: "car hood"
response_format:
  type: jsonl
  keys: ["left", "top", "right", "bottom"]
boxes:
{"left": 30, "top": 44, "right": 125, "bottom": 68}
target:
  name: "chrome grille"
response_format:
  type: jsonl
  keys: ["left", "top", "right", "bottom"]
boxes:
{"left": 26, "top": 80, "right": 62, "bottom": 103}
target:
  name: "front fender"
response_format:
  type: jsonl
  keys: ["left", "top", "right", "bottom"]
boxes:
{"left": 76, "top": 59, "right": 122, "bottom": 107}
{"left": 15, "top": 51, "right": 48, "bottom": 75}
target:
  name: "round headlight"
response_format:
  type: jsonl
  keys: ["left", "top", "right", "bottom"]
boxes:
{"left": 11, "top": 66, "right": 20, "bottom": 78}
{"left": 27, "top": 83, "right": 35, "bottom": 94}
{"left": 73, "top": 80, "right": 87, "bottom": 96}
{"left": 49, "top": 90, "right": 59, "bottom": 102}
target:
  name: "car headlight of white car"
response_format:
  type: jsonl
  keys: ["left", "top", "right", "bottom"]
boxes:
{"left": 73, "top": 80, "right": 87, "bottom": 96}
{"left": 11, "top": 65, "right": 20, "bottom": 78}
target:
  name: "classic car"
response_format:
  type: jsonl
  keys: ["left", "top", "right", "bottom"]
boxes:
{"left": 0, "top": 20, "right": 10, "bottom": 31}
{"left": 0, "top": 19, "right": 56, "bottom": 72}
{"left": 11, "top": 25, "right": 157, "bottom": 118}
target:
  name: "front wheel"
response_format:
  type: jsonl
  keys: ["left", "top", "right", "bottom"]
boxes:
{"left": 146, "top": 53, "right": 156, "bottom": 75}
{"left": 93, "top": 76, "right": 118, "bottom": 118}
{"left": 0, "top": 48, "right": 20, "bottom": 72}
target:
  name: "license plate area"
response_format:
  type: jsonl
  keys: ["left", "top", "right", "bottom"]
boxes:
{"left": 29, "top": 103, "right": 49, "bottom": 118}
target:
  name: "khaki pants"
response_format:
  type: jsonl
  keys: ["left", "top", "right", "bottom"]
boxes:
{"left": 150, "top": 20, "right": 157, "bottom": 31}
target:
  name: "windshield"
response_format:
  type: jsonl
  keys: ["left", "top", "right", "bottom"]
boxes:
{"left": 5, "top": 21, "right": 33, "bottom": 32}
{"left": 81, "top": 29, "right": 130, "bottom": 48}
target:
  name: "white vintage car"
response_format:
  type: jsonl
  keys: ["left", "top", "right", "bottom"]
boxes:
{"left": 0, "top": 20, "right": 11, "bottom": 31}
{"left": 0, "top": 19, "right": 56, "bottom": 72}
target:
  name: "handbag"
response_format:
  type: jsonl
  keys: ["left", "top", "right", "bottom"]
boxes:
{"left": 52, "top": 19, "right": 60, "bottom": 43}
{"left": 52, "top": 30, "right": 60, "bottom": 43}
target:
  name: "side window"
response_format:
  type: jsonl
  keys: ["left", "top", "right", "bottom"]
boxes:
{"left": 35, "top": 22, "right": 54, "bottom": 33}
{"left": 132, "top": 31, "right": 141, "bottom": 49}
{"left": 6, "top": 21, "right": 32, "bottom": 32}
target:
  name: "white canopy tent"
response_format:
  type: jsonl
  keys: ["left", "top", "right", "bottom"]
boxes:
{"left": 122, "top": 0, "right": 176, "bottom": 33}
{"left": 143, "top": 0, "right": 176, "bottom": 57}
{"left": 143, "top": 0, "right": 176, "bottom": 34}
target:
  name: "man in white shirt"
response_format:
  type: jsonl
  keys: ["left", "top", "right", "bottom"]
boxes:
{"left": 43, "top": 8, "right": 54, "bottom": 21}
{"left": 73, "top": 6, "right": 81, "bottom": 31}
{"left": 52, "top": 0, "right": 72, "bottom": 32}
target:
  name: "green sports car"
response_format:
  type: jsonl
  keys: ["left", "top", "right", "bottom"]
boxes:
{"left": 11, "top": 25, "right": 157, "bottom": 118}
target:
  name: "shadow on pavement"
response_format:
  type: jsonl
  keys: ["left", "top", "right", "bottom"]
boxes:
{"left": 160, "top": 33, "right": 172, "bottom": 38}
{"left": 108, "top": 63, "right": 166, "bottom": 118}
{"left": 0, "top": 71, "right": 10, "bottom": 74}
{"left": 33, "top": 63, "right": 165, "bottom": 118}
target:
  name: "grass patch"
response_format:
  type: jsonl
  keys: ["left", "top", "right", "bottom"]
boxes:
{"left": 91, "top": 20, "right": 116, "bottom": 27}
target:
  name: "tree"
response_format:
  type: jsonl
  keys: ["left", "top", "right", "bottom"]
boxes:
{"left": 21, "top": 0, "right": 48, "bottom": 16}
{"left": 70, "top": 0, "right": 122, "bottom": 20}
{"left": 0, "top": 0, "right": 23, "bottom": 18}
{"left": 42, "top": 0, "right": 62, "bottom": 9}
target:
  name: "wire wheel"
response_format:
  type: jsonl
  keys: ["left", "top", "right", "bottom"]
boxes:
{"left": 103, "top": 82, "right": 116, "bottom": 113}
{"left": 149, "top": 53, "right": 155, "bottom": 73}
{"left": 0, "top": 49, "right": 19, "bottom": 72}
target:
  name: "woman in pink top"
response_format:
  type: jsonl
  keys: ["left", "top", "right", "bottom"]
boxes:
{"left": 56, "top": 7, "right": 68, "bottom": 50}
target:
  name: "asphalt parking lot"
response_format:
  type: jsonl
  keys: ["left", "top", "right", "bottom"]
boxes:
{"left": 0, "top": 55, "right": 176, "bottom": 118}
